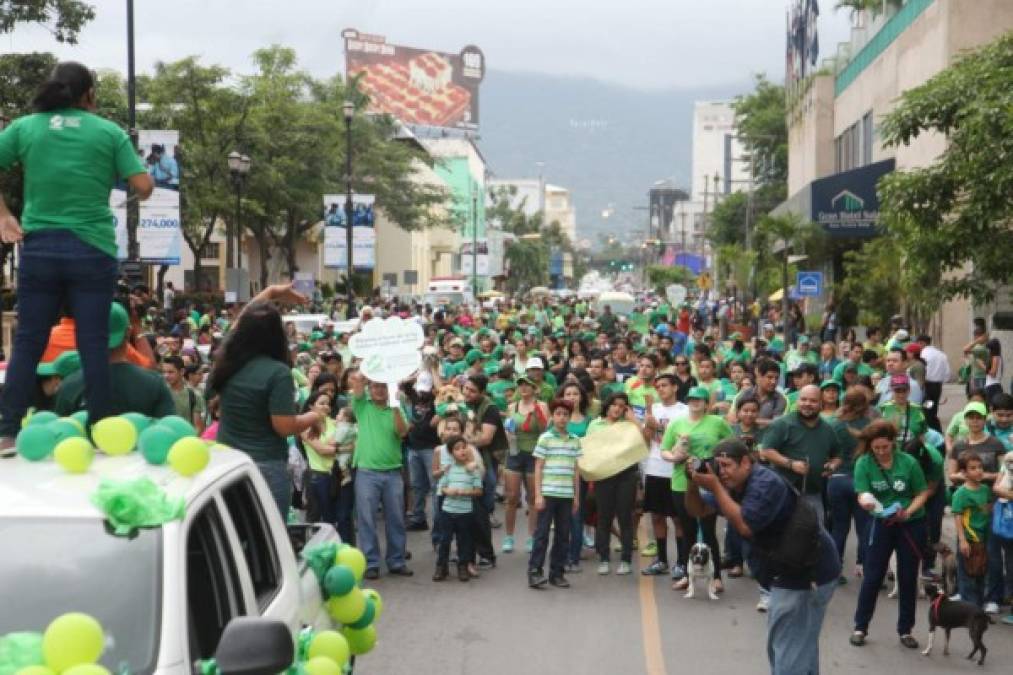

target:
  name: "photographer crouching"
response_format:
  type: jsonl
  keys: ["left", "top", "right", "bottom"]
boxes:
{"left": 686, "top": 438, "right": 841, "bottom": 675}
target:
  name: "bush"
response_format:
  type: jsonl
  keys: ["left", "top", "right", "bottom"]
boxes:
{"left": 173, "top": 291, "right": 226, "bottom": 310}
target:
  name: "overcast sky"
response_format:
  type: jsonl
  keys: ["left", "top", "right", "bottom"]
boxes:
{"left": 4, "top": 0, "right": 854, "bottom": 89}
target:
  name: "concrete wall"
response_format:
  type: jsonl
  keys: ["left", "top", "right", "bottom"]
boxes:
{"left": 691, "top": 101, "right": 748, "bottom": 200}
{"left": 787, "top": 74, "right": 836, "bottom": 194}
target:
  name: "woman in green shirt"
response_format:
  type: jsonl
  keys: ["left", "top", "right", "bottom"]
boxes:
{"left": 0, "top": 62, "right": 154, "bottom": 450}
{"left": 561, "top": 381, "right": 592, "bottom": 570}
{"left": 851, "top": 419, "right": 931, "bottom": 649}
{"left": 299, "top": 390, "right": 339, "bottom": 526}
{"left": 503, "top": 377, "right": 550, "bottom": 553}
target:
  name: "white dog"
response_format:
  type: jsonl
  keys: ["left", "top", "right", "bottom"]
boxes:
{"left": 684, "top": 543, "right": 719, "bottom": 601}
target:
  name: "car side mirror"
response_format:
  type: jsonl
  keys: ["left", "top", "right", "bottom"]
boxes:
{"left": 212, "top": 617, "right": 293, "bottom": 675}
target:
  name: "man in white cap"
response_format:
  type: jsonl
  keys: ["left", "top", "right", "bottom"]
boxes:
{"left": 525, "top": 356, "right": 555, "bottom": 403}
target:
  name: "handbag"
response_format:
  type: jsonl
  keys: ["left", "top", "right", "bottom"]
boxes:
{"left": 993, "top": 500, "right": 1013, "bottom": 540}
{"left": 963, "top": 540, "right": 988, "bottom": 577}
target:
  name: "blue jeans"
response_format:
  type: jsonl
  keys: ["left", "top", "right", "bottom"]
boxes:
{"left": 480, "top": 449, "right": 498, "bottom": 514}
{"left": 567, "top": 479, "right": 589, "bottom": 565}
{"left": 986, "top": 534, "right": 1013, "bottom": 605}
{"left": 854, "top": 518, "right": 926, "bottom": 635}
{"left": 0, "top": 230, "right": 117, "bottom": 437}
{"left": 256, "top": 459, "right": 292, "bottom": 521}
{"left": 767, "top": 581, "right": 836, "bottom": 675}
{"left": 335, "top": 478, "right": 355, "bottom": 546}
{"left": 407, "top": 447, "right": 434, "bottom": 525}
{"left": 922, "top": 489, "right": 945, "bottom": 572}
{"left": 827, "top": 474, "right": 870, "bottom": 566}
{"left": 308, "top": 472, "right": 338, "bottom": 526}
{"left": 957, "top": 541, "right": 987, "bottom": 607}
{"left": 529, "top": 496, "right": 572, "bottom": 575}
{"left": 354, "top": 468, "right": 407, "bottom": 571}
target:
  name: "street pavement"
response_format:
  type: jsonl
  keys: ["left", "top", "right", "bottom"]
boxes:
{"left": 364, "top": 386, "right": 1013, "bottom": 674}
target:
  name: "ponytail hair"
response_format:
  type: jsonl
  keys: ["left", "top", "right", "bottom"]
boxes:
{"left": 32, "top": 62, "right": 94, "bottom": 112}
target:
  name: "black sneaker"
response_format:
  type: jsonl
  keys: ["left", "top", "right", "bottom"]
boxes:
{"left": 528, "top": 569, "right": 548, "bottom": 588}
{"left": 478, "top": 557, "right": 496, "bottom": 569}
{"left": 457, "top": 565, "right": 470, "bottom": 582}
{"left": 364, "top": 568, "right": 380, "bottom": 580}
{"left": 432, "top": 566, "right": 448, "bottom": 581}
{"left": 388, "top": 566, "right": 414, "bottom": 577}
{"left": 641, "top": 561, "right": 668, "bottom": 576}
{"left": 549, "top": 575, "right": 570, "bottom": 589}
{"left": 406, "top": 521, "right": 429, "bottom": 532}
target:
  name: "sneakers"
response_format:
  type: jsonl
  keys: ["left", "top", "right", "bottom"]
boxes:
{"left": 528, "top": 569, "right": 548, "bottom": 589}
{"left": 583, "top": 533, "right": 594, "bottom": 548}
{"left": 1001, "top": 614, "right": 1013, "bottom": 626}
{"left": 641, "top": 561, "right": 668, "bottom": 576}
{"left": 756, "top": 596, "right": 769, "bottom": 612}
{"left": 564, "top": 562, "right": 582, "bottom": 574}
{"left": 432, "top": 565, "right": 448, "bottom": 582}
{"left": 597, "top": 561, "right": 610, "bottom": 575}
{"left": 984, "top": 602, "right": 1000, "bottom": 615}
{"left": 670, "top": 564, "right": 687, "bottom": 581}
{"left": 457, "top": 565, "right": 470, "bottom": 582}
{"left": 502, "top": 535, "right": 515, "bottom": 553}
{"left": 899, "top": 634, "right": 919, "bottom": 649}
{"left": 640, "top": 541, "right": 658, "bottom": 557}
{"left": 406, "top": 521, "right": 428, "bottom": 532}
{"left": 613, "top": 538, "right": 637, "bottom": 553}
{"left": 477, "top": 557, "right": 496, "bottom": 570}
{"left": 549, "top": 575, "right": 570, "bottom": 589}
{"left": 525, "top": 537, "right": 534, "bottom": 553}
{"left": 616, "top": 562, "right": 632, "bottom": 576}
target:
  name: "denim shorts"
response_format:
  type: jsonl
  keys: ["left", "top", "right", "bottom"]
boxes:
{"left": 506, "top": 451, "right": 537, "bottom": 475}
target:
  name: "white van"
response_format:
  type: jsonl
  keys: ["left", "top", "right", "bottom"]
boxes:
{"left": 423, "top": 277, "right": 474, "bottom": 308}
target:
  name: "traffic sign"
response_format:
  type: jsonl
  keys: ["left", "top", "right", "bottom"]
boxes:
{"left": 796, "top": 271, "right": 822, "bottom": 297}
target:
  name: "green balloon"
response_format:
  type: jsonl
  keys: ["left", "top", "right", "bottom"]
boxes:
{"left": 70, "top": 410, "right": 89, "bottom": 429}
{"left": 341, "top": 625, "right": 376, "bottom": 655}
{"left": 121, "top": 412, "right": 151, "bottom": 435}
{"left": 26, "top": 411, "right": 59, "bottom": 427}
{"left": 138, "top": 425, "right": 181, "bottom": 465}
{"left": 16, "top": 425, "right": 58, "bottom": 461}
{"left": 47, "top": 419, "right": 85, "bottom": 443}
{"left": 158, "top": 415, "right": 197, "bottom": 437}
{"left": 324, "top": 564, "right": 356, "bottom": 597}
{"left": 346, "top": 598, "right": 375, "bottom": 630}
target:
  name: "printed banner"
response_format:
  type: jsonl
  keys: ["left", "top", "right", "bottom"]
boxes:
{"left": 348, "top": 317, "right": 424, "bottom": 384}
{"left": 460, "top": 239, "right": 489, "bottom": 276}
{"left": 323, "top": 194, "right": 376, "bottom": 269}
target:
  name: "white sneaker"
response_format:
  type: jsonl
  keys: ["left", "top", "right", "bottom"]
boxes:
{"left": 756, "top": 596, "right": 769, "bottom": 613}
{"left": 616, "top": 562, "right": 632, "bottom": 576}
{"left": 948, "top": 593, "right": 961, "bottom": 602}
{"left": 984, "top": 602, "right": 1000, "bottom": 614}
{"left": 597, "top": 561, "right": 610, "bottom": 575}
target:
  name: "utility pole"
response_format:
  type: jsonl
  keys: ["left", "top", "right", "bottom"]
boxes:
{"left": 471, "top": 190, "right": 478, "bottom": 298}
{"left": 125, "top": 0, "right": 140, "bottom": 265}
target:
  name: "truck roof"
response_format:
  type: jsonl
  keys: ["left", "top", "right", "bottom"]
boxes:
{"left": 0, "top": 448, "right": 254, "bottom": 520}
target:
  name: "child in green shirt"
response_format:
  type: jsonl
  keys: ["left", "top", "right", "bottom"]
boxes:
{"left": 951, "top": 451, "right": 991, "bottom": 607}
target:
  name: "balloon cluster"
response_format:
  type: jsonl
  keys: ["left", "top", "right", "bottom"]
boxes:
{"left": 0, "top": 612, "right": 109, "bottom": 675}
{"left": 16, "top": 412, "right": 211, "bottom": 478}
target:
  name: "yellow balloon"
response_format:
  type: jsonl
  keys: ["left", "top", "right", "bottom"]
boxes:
{"left": 326, "top": 586, "right": 366, "bottom": 624}
{"left": 15, "top": 668, "right": 56, "bottom": 675}
{"left": 92, "top": 417, "right": 137, "bottom": 455}
{"left": 307, "top": 630, "right": 350, "bottom": 668}
{"left": 363, "top": 588, "right": 383, "bottom": 619}
{"left": 42, "top": 612, "right": 104, "bottom": 672}
{"left": 62, "top": 666, "right": 111, "bottom": 675}
{"left": 303, "top": 657, "right": 341, "bottom": 675}
{"left": 54, "top": 438, "right": 95, "bottom": 474}
{"left": 341, "top": 624, "right": 377, "bottom": 655}
{"left": 335, "top": 546, "right": 367, "bottom": 582}
{"left": 167, "top": 437, "right": 210, "bottom": 477}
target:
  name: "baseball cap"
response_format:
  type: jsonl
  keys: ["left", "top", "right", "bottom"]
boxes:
{"left": 686, "top": 385, "right": 710, "bottom": 401}
{"left": 762, "top": 322, "right": 775, "bottom": 331}
{"left": 310, "top": 331, "right": 326, "bottom": 341}
{"left": 713, "top": 438, "right": 751, "bottom": 461}
{"left": 729, "top": 332, "right": 743, "bottom": 341}
{"left": 108, "top": 302, "right": 129, "bottom": 348}
{"left": 797, "top": 335, "right": 810, "bottom": 345}
{"left": 819, "top": 379, "right": 841, "bottom": 390}
{"left": 525, "top": 356, "right": 545, "bottom": 370}
{"left": 449, "top": 337, "right": 465, "bottom": 348}
{"left": 963, "top": 401, "right": 987, "bottom": 418}
{"left": 516, "top": 375, "right": 536, "bottom": 388}
{"left": 894, "top": 329, "right": 910, "bottom": 342}
{"left": 465, "top": 348, "right": 488, "bottom": 365}
{"left": 36, "top": 350, "right": 82, "bottom": 379}
{"left": 889, "top": 374, "right": 911, "bottom": 389}
{"left": 904, "top": 343, "right": 922, "bottom": 357}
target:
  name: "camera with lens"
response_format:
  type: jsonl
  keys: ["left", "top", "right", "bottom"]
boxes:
{"left": 689, "top": 457, "right": 717, "bottom": 474}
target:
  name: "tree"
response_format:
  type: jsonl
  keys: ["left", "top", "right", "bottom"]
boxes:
{"left": 645, "top": 265, "right": 694, "bottom": 295}
{"left": 877, "top": 31, "right": 1013, "bottom": 306}
{"left": 0, "top": 0, "right": 94, "bottom": 43}
{"left": 733, "top": 75, "right": 788, "bottom": 185}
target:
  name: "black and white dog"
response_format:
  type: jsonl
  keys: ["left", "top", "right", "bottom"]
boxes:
{"left": 684, "top": 543, "right": 719, "bottom": 601}
{"left": 922, "top": 583, "right": 991, "bottom": 665}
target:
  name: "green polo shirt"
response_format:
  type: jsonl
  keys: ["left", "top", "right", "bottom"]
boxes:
{"left": 660, "top": 415, "right": 733, "bottom": 492}
{"left": 761, "top": 412, "right": 842, "bottom": 495}
{"left": 853, "top": 451, "right": 927, "bottom": 520}
{"left": 350, "top": 392, "right": 404, "bottom": 471}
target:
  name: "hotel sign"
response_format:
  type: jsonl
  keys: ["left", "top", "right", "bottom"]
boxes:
{"left": 810, "top": 159, "right": 895, "bottom": 237}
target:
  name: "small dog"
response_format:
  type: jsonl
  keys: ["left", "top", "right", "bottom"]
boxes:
{"left": 684, "top": 543, "right": 719, "bottom": 601}
{"left": 998, "top": 450, "right": 1013, "bottom": 492}
{"left": 933, "top": 542, "right": 958, "bottom": 597}
{"left": 922, "top": 583, "right": 991, "bottom": 665}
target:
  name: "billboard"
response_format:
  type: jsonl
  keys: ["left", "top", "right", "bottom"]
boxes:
{"left": 344, "top": 29, "right": 485, "bottom": 131}
{"left": 112, "top": 130, "right": 183, "bottom": 264}
{"left": 460, "top": 239, "right": 489, "bottom": 276}
{"left": 323, "top": 194, "right": 376, "bottom": 269}
{"left": 810, "top": 159, "right": 894, "bottom": 237}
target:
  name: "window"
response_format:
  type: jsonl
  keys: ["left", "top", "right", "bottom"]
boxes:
{"left": 199, "top": 242, "right": 220, "bottom": 259}
{"left": 223, "top": 477, "right": 282, "bottom": 610}
{"left": 862, "top": 110, "right": 874, "bottom": 166}
{"left": 187, "top": 501, "right": 242, "bottom": 660}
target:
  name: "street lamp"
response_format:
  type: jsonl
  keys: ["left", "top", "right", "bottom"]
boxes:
{"left": 227, "top": 151, "right": 250, "bottom": 273}
{"left": 342, "top": 100, "right": 357, "bottom": 319}
{"left": 0, "top": 112, "right": 8, "bottom": 361}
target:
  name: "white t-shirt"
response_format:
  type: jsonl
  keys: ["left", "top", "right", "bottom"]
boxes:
{"left": 643, "top": 400, "right": 688, "bottom": 478}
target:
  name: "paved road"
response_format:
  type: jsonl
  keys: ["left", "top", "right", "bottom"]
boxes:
{"left": 362, "top": 385, "right": 1012, "bottom": 674}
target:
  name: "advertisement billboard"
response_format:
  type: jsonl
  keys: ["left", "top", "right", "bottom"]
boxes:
{"left": 810, "top": 159, "right": 894, "bottom": 237}
{"left": 460, "top": 239, "right": 489, "bottom": 276}
{"left": 112, "top": 130, "right": 183, "bottom": 264}
{"left": 323, "top": 194, "right": 376, "bottom": 269}
{"left": 344, "top": 29, "right": 485, "bottom": 131}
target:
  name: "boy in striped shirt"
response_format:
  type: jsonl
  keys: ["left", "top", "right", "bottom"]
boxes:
{"left": 528, "top": 399, "right": 582, "bottom": 589}
{"left": 433, "top": 435, "right": 484, "bottom": 582}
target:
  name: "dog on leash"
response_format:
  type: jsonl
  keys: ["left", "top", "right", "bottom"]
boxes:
{"left": 933, "top": 542, "right": 958, "bottom": 596}
{"left": 684, "top": 543, "right": 719, "bottom": 601}
{"left": 922, "top": 583, "right": 991, "bottom": 665}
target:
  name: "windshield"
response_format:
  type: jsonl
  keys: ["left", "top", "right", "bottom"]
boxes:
{"left": 0, "top": 518, "right": 162, "bottom": 674}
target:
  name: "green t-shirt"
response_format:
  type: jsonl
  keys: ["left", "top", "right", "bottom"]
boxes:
{"left": 951, "top": 484, "right": 991, "bottom": 541}
{"left": 350, "top": 393, "right": 405, "bottom": 471}
{"left": 878, "top": 401, "right": 927, "bottom": 451}
{"left": 0, "top": 109, "right": 146, "bottom": 258}
{"left": 169, "top": 384, "right": 207, "bottom": 425}
{"left": 55, "top": 362, "right": 176, "bottom": 419}
{"left": 487, "top": 380, "right": 515, "bottom": 412}
{"left": 970, "top": 344, "right": 990, "bottom": 379}
{"left": 761, "top": 413, "right": 843, "bottom": 494}
{"left": 660, "top": 415, "right": 733, "bottom": 492}
{"left": 216, "top": 356, "right": 296, "bottom": 462}
{"left": 831, "top": 360, "right": 874, "bottom": 382}
{"left": 624, "top": 377, "right": 658, "bottom": 416}
{"left": 853, "top": 451, "right": 928, "bottom": 520}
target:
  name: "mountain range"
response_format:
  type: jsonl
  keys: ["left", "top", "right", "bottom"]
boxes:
{"left": 478, "top": 69, "right": 748, "bottom": 244}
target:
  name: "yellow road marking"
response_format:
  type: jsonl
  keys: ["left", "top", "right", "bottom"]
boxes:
{"left": 637, "top": 519, "right": 667, "bottom": 675}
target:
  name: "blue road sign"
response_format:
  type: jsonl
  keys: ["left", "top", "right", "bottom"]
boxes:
{"left": 796, "top": 271, "right": 823, "bottom": 297}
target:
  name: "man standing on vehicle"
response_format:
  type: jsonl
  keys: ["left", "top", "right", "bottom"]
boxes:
{"left": 349, "top": 371, "right": 413, "bottom": 579}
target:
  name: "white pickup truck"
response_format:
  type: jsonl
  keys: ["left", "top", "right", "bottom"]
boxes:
{"left": 0, "top": 448, "right": 339, "bottom": 674}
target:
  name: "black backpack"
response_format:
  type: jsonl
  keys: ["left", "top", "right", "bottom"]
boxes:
{"left": 751, "top": 476, "right": 822, "bottom": 580}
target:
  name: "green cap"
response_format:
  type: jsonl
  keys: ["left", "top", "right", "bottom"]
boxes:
{"left": 516, "top": 376, "right": 536, "bottom": 388}
{"left": 298, "top": 342, "right": 312, "bottom": 353}
{"left": 108, "top": 303, "right": 129, "bottom": 348}
{"left": 686, "top": 385, "right": 710, "bottom": 401}
{"left": 483, "top": 362, "right": 500, "bottom": 376}
{"left": 465, "top": 348, "right": 488, "bottom": 365}
{"left": 36, "top": 350, "right": 82, "bottom": 378}
{"left": 310, "top": 331, "right": 326, "bottom": 341}
{"left": 819, "top": 379, "right": 841, "bottom": 390}
{"left": 963, "top": 401, "right": 987, "bottom": 418}
{"left": 729, "top": 332, "right": 743, "bottom": 340}
{"left": 798, "top": 335, "right": 810, "bottom": 344}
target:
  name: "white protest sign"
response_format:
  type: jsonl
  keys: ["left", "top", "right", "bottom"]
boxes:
{"left": 666, "top": 284, "right": 687, "bottom": 306}
{"left": 348, "top": 317, "right": 424, "bottom": 385}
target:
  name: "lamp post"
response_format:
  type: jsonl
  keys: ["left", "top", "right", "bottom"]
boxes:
{"left": 343, "top": 100, "right": 357, "bottom": 319}
{"left": 125, "top": 0, "right": 140, "bottom": 263}
{"left": 0, "top": 112, "right": 8, "bottom": 360}
{"left": 471, "top": 190, "right": 478, "bottom": 298}
{"left": 227, "top": 151, "right": 250, "bottom": 273}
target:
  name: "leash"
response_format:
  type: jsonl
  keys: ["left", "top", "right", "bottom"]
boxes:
{"left": 930, "top": 593, "right": 944, "bottom": 625}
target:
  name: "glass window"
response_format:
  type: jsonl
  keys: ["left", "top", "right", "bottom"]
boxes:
{"left": 223, "top": 477, "right": 281, "bottom": 610}
{"left": 0, "top": 518, "right": 162, "bottom": 674}
{"left": 187, "top": 501, "right": 243, "bottom": 660}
